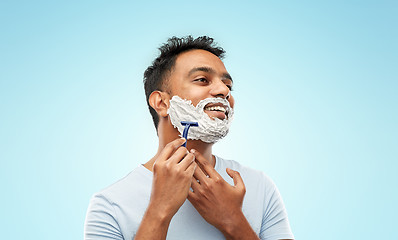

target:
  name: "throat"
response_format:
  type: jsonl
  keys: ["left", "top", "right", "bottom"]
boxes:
{"left": 185, "top": 139, "right": 215, "bottom": 167}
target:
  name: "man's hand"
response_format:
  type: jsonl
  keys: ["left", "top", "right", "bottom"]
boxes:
{"left": 188, "top": 149, "right": 259, "bottom": 239}
{"left": 135, "top": 138, "right": 197, "bottom": 240}
{"left": 149, "top": 138, "right": 197, "bottom": 218}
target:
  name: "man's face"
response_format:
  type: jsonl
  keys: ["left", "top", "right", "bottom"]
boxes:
{"left": 167, "top": 49, "right": 235, "bottom": 120}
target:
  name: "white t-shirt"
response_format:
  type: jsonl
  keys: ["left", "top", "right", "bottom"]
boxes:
{"left": 84, "top": 156, "right": 294, "bottom": 240}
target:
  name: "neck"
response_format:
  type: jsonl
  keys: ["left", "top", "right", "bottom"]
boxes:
{"left": 144, "top": 118, "right": 215, "bottom": 172}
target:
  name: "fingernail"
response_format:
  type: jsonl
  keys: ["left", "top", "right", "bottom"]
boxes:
{"left": 180, "top": 137, "right": 186, "bottom": 142}
{"left": 190, "top": 149, "right": 196, "bottom": 153}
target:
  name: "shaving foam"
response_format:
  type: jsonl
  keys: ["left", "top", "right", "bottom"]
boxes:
{"left": 167, "top": 95, "right": 234, "bottom": 143}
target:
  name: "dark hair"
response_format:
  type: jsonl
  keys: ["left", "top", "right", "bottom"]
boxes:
{"left": 143, "top": 35, "right": 226, "bottom": 129}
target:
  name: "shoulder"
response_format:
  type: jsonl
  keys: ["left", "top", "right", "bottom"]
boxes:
{"left": 214, "top": 156, "right": 295, "bottom": 238}
{"left": 85, "top": 166, "right": 150, "bottom": 239}
{"left": 85, "top": 165, "right": 153, "bottom": 239}
{"left": 91, "top": 165, "right": 152, "bottom": 204}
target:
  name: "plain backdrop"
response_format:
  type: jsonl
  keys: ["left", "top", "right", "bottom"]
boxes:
{"left": 1, "top": 1, "right": 397, "bottom": 239}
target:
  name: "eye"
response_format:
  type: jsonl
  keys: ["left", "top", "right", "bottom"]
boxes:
{"left": 224, "top": 82, "right": 233, "bottom": 91}
{"left": 194, "top": 78, "right": 208, "bottom": 83}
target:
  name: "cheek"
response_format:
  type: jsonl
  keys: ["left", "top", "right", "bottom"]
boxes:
{"left": 179, "top": 89, "right": 208, "bottom": 105}
{"left": 228, "top": 95, "right": 235, "bottom": 108}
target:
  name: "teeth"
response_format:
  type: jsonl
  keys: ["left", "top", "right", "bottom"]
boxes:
{"left": 204, "top": 106, "right": 226, "bottom": 113}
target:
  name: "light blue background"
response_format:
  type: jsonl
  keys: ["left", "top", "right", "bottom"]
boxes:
{"left": 1, "top": 1, "right": 397, "bottom": 239}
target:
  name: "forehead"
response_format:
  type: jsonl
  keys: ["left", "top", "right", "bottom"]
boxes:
{"left": 172, "top": 49, "right": 228, "bottom": 76}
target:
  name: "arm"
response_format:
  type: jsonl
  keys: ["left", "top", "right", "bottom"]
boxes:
{"left": 187, "top": 149, "right": 260, "bottom": 240}
{"left": 135, "top": 138, "right": 197, "bottom": 240}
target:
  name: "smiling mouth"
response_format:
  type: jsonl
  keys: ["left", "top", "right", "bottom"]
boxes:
{"left": 204, "top": 104, "right": 229, "bottom": 119}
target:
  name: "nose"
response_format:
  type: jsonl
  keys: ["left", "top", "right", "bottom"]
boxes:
{"left": 209, "top": 79, "right": 231, "bottom": 100}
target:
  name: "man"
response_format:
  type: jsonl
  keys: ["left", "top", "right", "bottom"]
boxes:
{"left": 84, "top": 36, "right": 294, "bottom": 240}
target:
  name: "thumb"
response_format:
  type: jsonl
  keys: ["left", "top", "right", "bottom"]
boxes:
{"left": 226, "top": 168, "right": 245, "bottom": 189}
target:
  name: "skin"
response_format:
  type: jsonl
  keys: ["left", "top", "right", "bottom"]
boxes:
{"left": 135, "top": 49, "right": 292, "bottom": 240}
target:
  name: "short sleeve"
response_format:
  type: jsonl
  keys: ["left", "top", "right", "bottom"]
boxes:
{"left": 84, "top": 194, "right": 124, "bottom": 240}
{"left": 259, "top": 179, "right": 294, "bottom": 240}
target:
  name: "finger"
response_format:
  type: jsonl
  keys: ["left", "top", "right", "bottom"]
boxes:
{"left": 186, "top": 162, "right": 197, "bottom": 177}
{"left": 226, "top": 168, "right": 245, "bottom": 189}
{"left": 195, "top": 159, "right": 209, "bottom": 177}
{"left": 178, "top": 152, "right": 195, "bottom": 170}
{"left": 190, "top": 176, "right": 200, "bottom": 191}
{"left": 158, "top": 138, "right": 187, "bottom": 161}
{"left": 187, "top": 189, "right": 196, "bottom": 202}
{"left": 193, "top": 163, "right": 209, "bottom": 184}
{"left": 191, "top": 149, "right": 219, "bottom": 179}
{"left": 168, "top": 146, "right": 189, "bottom": 164}
{"left": 189, "top": 181, "right": 200, "bottom": 199}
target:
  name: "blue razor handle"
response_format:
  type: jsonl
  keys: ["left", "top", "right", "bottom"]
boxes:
{"left": 181, "top": 121, "right": 199, "bottom": 147}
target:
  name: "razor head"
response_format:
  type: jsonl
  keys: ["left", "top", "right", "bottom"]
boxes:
{"left": 180, "top": 121, "right": 199, "bottom": 147}
{"left": 181, "top": 121, "right": 199, "bottom": 127}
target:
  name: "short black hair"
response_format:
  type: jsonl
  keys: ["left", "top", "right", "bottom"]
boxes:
{"left": 143, "top": 35, "right": 226, "bottom": 130}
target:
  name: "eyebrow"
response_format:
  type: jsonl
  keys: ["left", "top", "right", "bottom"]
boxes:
{"left": 188, "top": 66, "right": 233, "bottom": 82}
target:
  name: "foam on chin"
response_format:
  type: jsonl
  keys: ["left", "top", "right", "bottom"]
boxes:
{"left": 167, "top": 95, "right": 234, "bottom": 143}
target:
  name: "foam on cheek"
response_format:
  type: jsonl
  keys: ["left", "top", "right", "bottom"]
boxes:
{"left": 167, "top": 95, "right": 234, "bottom": 143}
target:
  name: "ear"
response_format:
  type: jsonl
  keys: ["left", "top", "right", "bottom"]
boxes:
{"left": 148, "top": 91, "right": 170, "bottom": 118}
